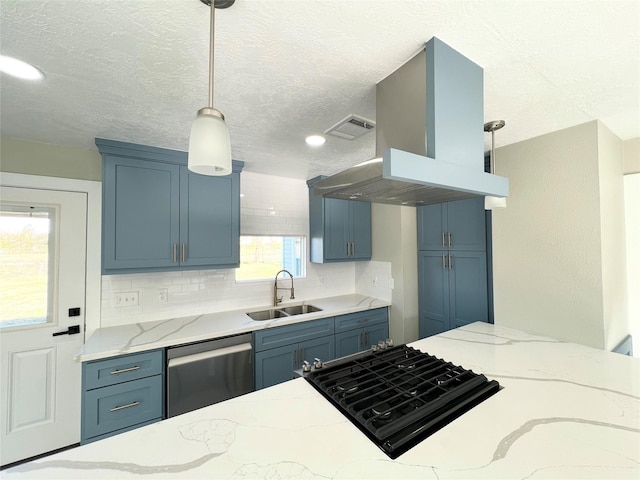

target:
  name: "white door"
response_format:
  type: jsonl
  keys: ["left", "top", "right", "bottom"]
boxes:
{"left": 0, "top": 186, "right": 87, "bottom": 466}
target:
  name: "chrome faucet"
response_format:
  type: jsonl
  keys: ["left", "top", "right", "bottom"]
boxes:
{"left": 274, "top": 269, "right": 295, "bottom": 306}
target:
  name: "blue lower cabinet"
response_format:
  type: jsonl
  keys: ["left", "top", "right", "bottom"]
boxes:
{"left": 81, "top": 349, "right": 165, "bottom": 444}
{"left": 253, "top": 318, "right": 336, "bottom": 390}
{"left": 255, "top": 344, "right": 298, "bottom": 389}
{"left": 334, "top": 308, "right": 389, "bottom": 358}
{"left": 254, "top": 335, "right": 334, "bottom": 390}
{"left": 335, "top": 329, "right": 363, "bottom": 358}
{"left": 82, "top": 376, "right": 163, "bottom": 442}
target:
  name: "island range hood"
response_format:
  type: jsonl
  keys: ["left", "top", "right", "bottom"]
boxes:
{"left": 313, "top": 37, "right": 509, "bottom": 207}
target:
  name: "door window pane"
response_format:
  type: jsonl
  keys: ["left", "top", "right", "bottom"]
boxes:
{"left": 236, "top": 236, "right": 305, "bottom": 282}
{"left": 0, "top": 206, "right": 56, "bottom": 328}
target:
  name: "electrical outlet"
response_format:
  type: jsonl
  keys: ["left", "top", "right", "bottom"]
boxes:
{"left": 158, "top": 288, "right": 168, "bottom": 303}
{"left": 372, "top": 276, "right": 378, "bottom": 287}
{"left": 318, "top": 275, "right": 326, "bottom": 285}
{"left": 114, "top": 291, "right": 139, "bottom": 307}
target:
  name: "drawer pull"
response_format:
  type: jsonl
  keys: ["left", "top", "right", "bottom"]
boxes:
{"left": 110, "top": 366, "right": 140, "bottom": 375}
{"left": 357, "top": 318, "right": 369, "bottom": 324}
{"left": 110, "top": 401, "right": 140, "bottom": 412}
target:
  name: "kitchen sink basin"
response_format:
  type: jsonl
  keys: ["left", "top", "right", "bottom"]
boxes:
{"left": 278, "top": 304, "right": 322, "bottom": 316}
{"left": 246, "top": 304, "right": 322, "bottom": 321}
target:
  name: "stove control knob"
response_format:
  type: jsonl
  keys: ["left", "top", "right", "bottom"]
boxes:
{"left": 302, "top": 360, "right": 312, "bottom": 373}
{"left": 314, "top": 358, "right": 323, "bottom": 369}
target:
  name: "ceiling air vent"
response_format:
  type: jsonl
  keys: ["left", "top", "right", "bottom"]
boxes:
{"left": 325, "top": 114, "right": 375, "bottom": 140}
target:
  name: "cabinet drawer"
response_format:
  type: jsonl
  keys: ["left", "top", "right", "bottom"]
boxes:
{"left": 82, "top": 375, "right": 163, "bottom": 440}
{"left": 334, "top": 308, "right": 388, "bottom": 332}
{"left": 83, "top": 350, "right": 164, "bottom": 390}
{"left": 253, "top": 318, "right": 334, "bottom": 352}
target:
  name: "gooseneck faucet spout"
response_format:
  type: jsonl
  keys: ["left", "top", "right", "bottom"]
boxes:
{"left": 274, "top": 269, "right": 295, "bottom": 306}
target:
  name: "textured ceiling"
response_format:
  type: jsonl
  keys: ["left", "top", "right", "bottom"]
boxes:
{"left": 1, "top": 0, "right": 639, "bottom": 180}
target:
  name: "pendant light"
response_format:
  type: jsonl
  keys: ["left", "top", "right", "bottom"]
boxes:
{"left": 188, "top": 0, "right": 235, "bottom": 176}
{"left": 484, "top": 120, "right": 507, "bottom": 210}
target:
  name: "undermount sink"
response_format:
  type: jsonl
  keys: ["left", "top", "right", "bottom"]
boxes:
{"left": 278, "top": 304, "right": 322, "bottom": 316}
{"left": 246, "top": 304, "right": 322, "bottom": 321}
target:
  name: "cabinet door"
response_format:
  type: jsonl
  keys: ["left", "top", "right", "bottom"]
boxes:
{"left": 323, "top": 198, "right": 350, "bottom": 260}
{"left": 446, "top": 198, "right": 486, "bottom": 251}
{"left": 298, "top": 336, "right": 335, "bottom": 367}
{"left": 418, "top": 251, "right": 450, "bottom": 338}
{"left": 254, "top": 344, "right": 297, "bottom": 390}
{"left": 365, "top": 323, "right": 389, "bottom": 349}
{"left": 103, "top": 156, "right": 180, "bottom": 271}
{"left": 449, "top": 251, "right": 488, "bottom": 328}
{"left": 417, "top": 203, "right": 446, "bottom": 251}
{"left": 180, "top": 167, "right": 239, "bottom": 268}
{"left": 350, "top": 200, "right": 372, "bottom": 260}
{"left": 334, "top": 329, "right": 363, "bottom": 358}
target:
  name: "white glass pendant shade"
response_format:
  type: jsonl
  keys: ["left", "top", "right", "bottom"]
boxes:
{"left": 484, "top": 196, "right": 507, "bottom": 210}
{"left": 188, "top": 111, "right": 232, "bottom": 176}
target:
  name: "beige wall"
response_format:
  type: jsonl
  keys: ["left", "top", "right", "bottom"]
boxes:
{"left": 597, "top": 123, "right": 629, "bottom": 351}
{"left": 492, "top": 120, "right": 629, "bottom": 350}
{"left": 624, "top": 173, "right": 640, "bottom": 355}
{"left": 0, "top": 136, "right": 101, "bottom": 181}
{"left": 371, "top": 203, "right": 419, "bottom": 344}
{"left": 623, "top": 137, "right": 640, "bottom": 174}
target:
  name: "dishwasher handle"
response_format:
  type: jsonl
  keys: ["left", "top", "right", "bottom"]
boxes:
{"left": 167, "top": 343, "right": 252, "bottom": 368}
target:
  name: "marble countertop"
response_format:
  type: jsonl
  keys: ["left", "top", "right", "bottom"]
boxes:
{"left": 5, "top": 322, "right": 639, "bottom": 479}
{"left": 78, "top": 294, "right": 390, "bottom": 362}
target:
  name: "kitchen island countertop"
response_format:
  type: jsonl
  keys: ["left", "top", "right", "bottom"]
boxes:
{"left": 77, "top": 294, "right": 390, "bottom": 362}
{"left": 4, "top": 322, "right": 639, "bottom": 479}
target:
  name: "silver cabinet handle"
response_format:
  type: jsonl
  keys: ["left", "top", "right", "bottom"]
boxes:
{"left": 442, "top": 254, "right": 446, "bottom": 269}
{"left": 448, "top": 232, "right": 452, "bottom": 248}
{"left": 347, "top": 242, "right": 350, "bottom": 256}
{"left": 360, "top": 332, "right": 364, "bottom": 347}
{"left": 300, "top": 348, "right": 305, "bottom": 363}
{"left": 364, "top": 331, "right": 369, "bottom": 345}
{"left": 110, "top": 401, "right": 140, "bottom": 412}
{"left": 449, "top": 254, "right": 453, "bottom": 269}
{"left": 182, "top": 243, "right": 186, "bottom": 263}
{"left": 110, "top": 366, "right": 140, "bottom": 375}
{"left": 442, "top": 232, "right": 446, "bottom": 248}
{"left": 294, "top": 349, "right": 298, "bottom": 366}
{"left": 173, "top": 243, "right": 178, "bottom": 263}
{"left": 352, "top": 242, "right": 355, "bottom": 256}
{"left": 357, "top": 318, "right": 369, "bottom": 324}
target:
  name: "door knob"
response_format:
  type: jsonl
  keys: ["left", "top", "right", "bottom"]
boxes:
{"left": 52, "top": 325, "right": 80, "bottom": 336}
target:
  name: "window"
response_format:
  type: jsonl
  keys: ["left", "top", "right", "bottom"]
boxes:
{"left": 0, "top": 205, "right": 56, "bottom": 328}
{"left": 236, "top": 235, "right": 305, "bottom": 282}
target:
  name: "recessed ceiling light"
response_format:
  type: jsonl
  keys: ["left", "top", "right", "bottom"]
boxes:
{"left": 0, "top": 55, "right": 45, "bottom": 81}
{"left": 305, "top": 135, "right": 326, "bottom": 146}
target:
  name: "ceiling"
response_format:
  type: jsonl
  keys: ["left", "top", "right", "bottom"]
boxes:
{"left": 1, "top": 0, "right": 638, "bottom": 180}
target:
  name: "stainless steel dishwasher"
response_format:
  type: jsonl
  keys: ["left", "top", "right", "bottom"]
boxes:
{"left": 166, "top": 333, "right": 253, "bottom": 418}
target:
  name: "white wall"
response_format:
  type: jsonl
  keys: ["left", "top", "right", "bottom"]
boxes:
{"left": 597, "top": 123, "right": 628, "bottom": 351}
{"left": 370, "top": 204, "right": 419, "bottom": 345}
{"left": 623, "top": 137, "right": 640, "bottom": 174}
{"left": 492, "top": 120, "right": 629, "bottom": 350}
{"left": 624, "top": 173, "right": 640, "bottom": 356}
{"left": 101, "top": 171, "right": 392, "bottom": 327}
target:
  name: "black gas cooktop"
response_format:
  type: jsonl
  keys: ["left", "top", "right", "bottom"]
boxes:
{"left": 305, "top": 344, "right": 500, "bottom": 459}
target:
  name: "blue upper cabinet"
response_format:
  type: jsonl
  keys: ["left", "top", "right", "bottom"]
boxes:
{"left": 307, "top": 177, "right": 372, "bottom": 263}
{"left": 417, "top": 197, "right": 486, "bottom": 251}
{"left": 97, "top": 139, "right": 243, "bottom": 274}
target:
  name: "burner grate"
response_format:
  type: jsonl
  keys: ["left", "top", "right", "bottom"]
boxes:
{"left": 306, "top": 345, "right": 500, "bottom": 458}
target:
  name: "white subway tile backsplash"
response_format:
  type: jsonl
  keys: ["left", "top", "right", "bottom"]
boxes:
{"left": 99, "top": 172, "right": 391, "bottom": 327}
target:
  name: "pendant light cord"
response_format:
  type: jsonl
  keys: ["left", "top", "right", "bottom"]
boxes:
{"left": 208, "top": 1, "right": 215, "bottom": 109}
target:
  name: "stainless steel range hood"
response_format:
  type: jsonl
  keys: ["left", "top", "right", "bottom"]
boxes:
{"left": 313, "top": 37, "right": 509, "bottom": 207}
